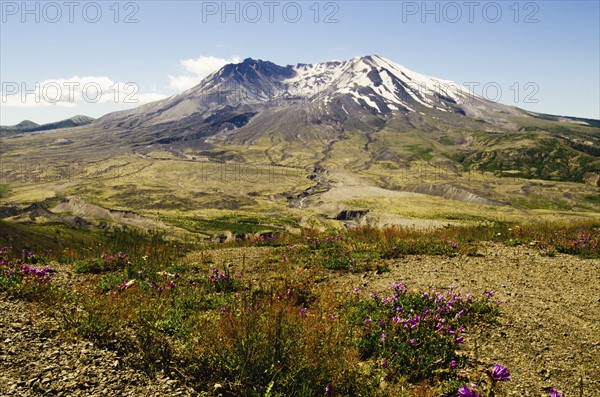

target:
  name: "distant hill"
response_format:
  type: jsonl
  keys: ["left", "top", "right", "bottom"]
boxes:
{"left": 0, "top": 115, "right": 95, "bottom": 135}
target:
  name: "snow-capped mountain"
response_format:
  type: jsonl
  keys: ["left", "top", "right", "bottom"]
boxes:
{"left": 96, "top": 55, "right": 526, "bottom": 145}
{"left": 5, "top": 55, "right": 599, "bottom": 189}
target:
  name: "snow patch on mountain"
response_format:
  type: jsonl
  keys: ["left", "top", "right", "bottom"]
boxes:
{"left": 278, "top": 54, "right": 481, "bottom": 115}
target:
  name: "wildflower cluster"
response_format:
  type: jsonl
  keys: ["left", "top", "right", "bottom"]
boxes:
{"left": 208, "top": 267, "right": 229, "bottom": 284}
{"left": 510, "top": 224, "right": 599, "bottom": 258}
{"left": 251, "top": 234, "right": 279, "bottom": 245}
{"left": 21, "top": 264, "right": 53, "bottom": 284}
{"left": 0, "top": 247, "right": 54, "bottom": 298}
{"left": 443, "top": 238, "right": 460, "bottom": 249}
{"left": 100, "top": 252, "right": 129, "bottom": 268}
{"left": 74, "top": 251, "right": 130, "bottom": 273}
{"left": 208, "top": 267, "right": 241, "bottom": 292}
{"left": 288, "top": 234, "right": 384, "bottom": 272}
{"left": 351, "top": 283, "right": 501, "bottom": 382}
{"left": 304, "top": 234, "right": 345, "bottom": 248}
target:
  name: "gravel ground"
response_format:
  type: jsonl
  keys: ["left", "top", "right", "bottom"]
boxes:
{"left": 1, "top": 243, "right": 598, "bottom": 396}
{"left": 0, "top": 296, "right": 197, "bottom": 397}
{"left": 336, "top": 243, "right": 600, "bottom": 396}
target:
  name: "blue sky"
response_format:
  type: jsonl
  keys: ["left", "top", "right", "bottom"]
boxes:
{"left": 1, "top": 0, "right": 599, "bottom": 124}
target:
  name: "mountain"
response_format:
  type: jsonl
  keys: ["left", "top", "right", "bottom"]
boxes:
{"left": 96, "top": 55, "right": 528, "bottom": 143}
{"left": 87, "top": 55, "right": 598, "bottom": 185}
{"left": 0, "top": 115, "right": 95, "bottom": 135}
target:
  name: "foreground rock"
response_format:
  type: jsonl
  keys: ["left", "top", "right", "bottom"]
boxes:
{"left": 0, "top": 297, "right": 196, "bottom": 397}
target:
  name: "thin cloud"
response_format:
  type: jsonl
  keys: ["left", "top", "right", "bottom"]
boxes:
{"left": 168, "top": 55, "right": 241, "bottom": 92}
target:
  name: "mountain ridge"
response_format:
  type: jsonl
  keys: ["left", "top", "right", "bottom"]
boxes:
{"left": 0, "top": 115, "right": 95, "bottom": 135}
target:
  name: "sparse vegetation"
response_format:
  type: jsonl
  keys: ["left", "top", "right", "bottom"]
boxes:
{"left": 0, "top": 184, "right": 9, "bottom": 198}
{"left": 1, "top": 220, "right": 598, "bottom": 395}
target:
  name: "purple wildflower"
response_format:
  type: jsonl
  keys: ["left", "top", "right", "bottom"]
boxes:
{"left": 549, "top": 388, "right": 563, "bottom": 397}
{"left": 486, "top": 363, "right": 511, "bottom": 381}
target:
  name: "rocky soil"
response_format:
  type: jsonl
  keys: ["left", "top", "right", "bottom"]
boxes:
{"left": 1, "top": 243, "right": 598, "bottom": 396}
{"left": 0, "top": 297, "right": 196, "bottom": 397}
{"left": 340, "top": 243, "right": 600, "bottom": 396}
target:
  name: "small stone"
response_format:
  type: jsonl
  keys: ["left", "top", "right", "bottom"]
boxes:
{"left": 32, "top": 381, "right": 45, "bottom": 393}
